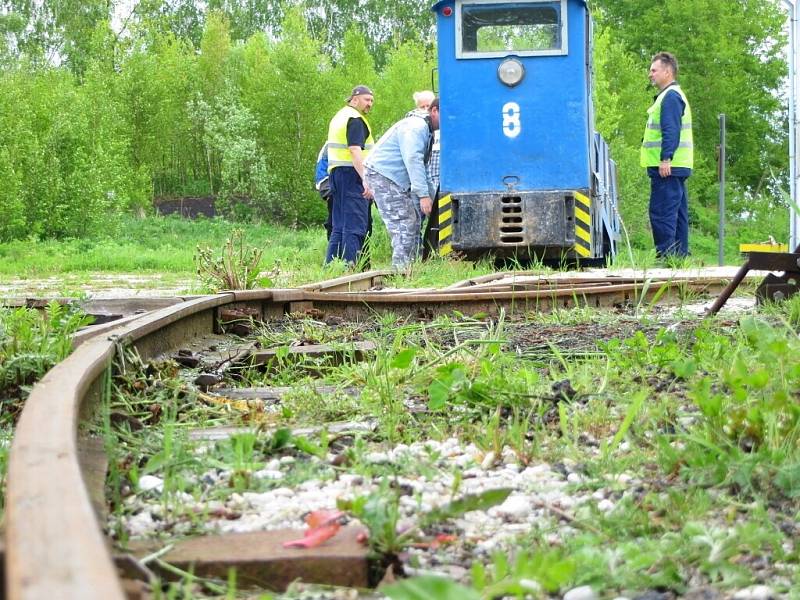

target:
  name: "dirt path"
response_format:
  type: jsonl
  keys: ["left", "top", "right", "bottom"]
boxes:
{"left": 0, "top": 273, "right": 197, "bottom": 298}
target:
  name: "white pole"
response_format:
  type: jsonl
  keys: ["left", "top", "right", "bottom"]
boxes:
{"left": 786, "top": 0, "right": 800, "bottom": 249}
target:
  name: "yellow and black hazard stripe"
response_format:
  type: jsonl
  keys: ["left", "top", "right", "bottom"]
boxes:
{"left": 573, "top": 192, "right": 592, "bottom": 258}
{"left": 438, "top": 193, "right": 453, "bottom": 256}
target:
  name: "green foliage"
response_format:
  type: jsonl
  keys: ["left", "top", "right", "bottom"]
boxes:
{"left": 132, "top": 0, "right": 206, "bottom": 48}
{"left": 592, "top": 26, "right": 652, "bottom": 249}
{"left": 296, "top": 0, "right": 435, "bottom": 68}
{"left": 337, "top": 484, "right": 404, "bottom": 556}
{"left": 727, "top": 187, "right": 791, "bottom": 256}
{"left": 370, "top": 41, "right": 436, "bottom": 134}
{"left": 648, "top": 317, "right": 800, "bottom": 499}
{"left": 428, "top": 362, "right": 495, "bottom": 410}
{"left": 423, "top": 339, "right": 532, "bottom": 413}
{"left": 0, "top": 0, "right": 112, "bottom": 74}
{"left": 189, "top": 92, "right": 274, "bottom": 217}
{"left": 337, "top": 29, "right": 378, "bottom": 99}
{"left": 120, "top": 32, "right": 202, "bottom": 199}
{"left": 543, "top": 510, "right": 786, "bottom": 592}
{"left": 0, "top": 67, "right": 146, "bottom": 240}
{"left": 338, "top": 485, "right": 510, "bottom": 556}
{"left": 198, "top": 11, "right": 231, "bottom": 101}
{"left": 384, "top": 577, "right": 481, "bottom": 600}
{"left": 471, "top": 549, "right": 577, "bottom": 596}
{"left": 218, "top": 432, "right": 259, "bottom": 490}
{"left": 236, "top": 8, "right": 341, "bottom": 226}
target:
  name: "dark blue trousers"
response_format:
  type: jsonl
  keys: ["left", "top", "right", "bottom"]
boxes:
{"left": 325, "top": 167, "right": 370, "bottom": 265}
{"left": 649, "top": 174, "right": 689, "bottom": 257}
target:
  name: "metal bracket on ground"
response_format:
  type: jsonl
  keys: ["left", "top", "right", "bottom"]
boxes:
{"left": 707, "top": 247, "right": 800, "bottom": 315}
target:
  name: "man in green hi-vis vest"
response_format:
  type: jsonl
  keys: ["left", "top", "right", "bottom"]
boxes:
{"left": 325, "top": 85, "right": 375, "bottom": 266}
{"left": 640, "top": 51, "right": 693, "bottom": 258}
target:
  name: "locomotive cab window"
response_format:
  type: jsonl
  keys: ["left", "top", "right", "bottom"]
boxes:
{"left": 457, "top": 0, "right": 568, "bottom": 58}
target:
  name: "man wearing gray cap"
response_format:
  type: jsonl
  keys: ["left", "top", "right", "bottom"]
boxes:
{"left": 324, "top": 85, "right": 375, "bottom": 267}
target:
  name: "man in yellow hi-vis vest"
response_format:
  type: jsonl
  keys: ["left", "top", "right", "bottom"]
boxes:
{"left": 640, "top": 52, "right": 693, "bottom": 258}
{"left": 324, "top": 85, "right": 375, "bottom": 266}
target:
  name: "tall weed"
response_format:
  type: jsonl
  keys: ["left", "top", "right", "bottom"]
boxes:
{"left": 0, "top": 303, "right": 92, "bottom": 404}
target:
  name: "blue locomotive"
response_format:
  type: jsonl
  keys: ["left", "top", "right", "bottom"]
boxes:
{"left": 431, "top": 0, "right": 620, "bottom": 263}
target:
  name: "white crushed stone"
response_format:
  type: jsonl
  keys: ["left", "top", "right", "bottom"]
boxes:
{"left": 488, "top": 494, "right": 531, "bottom": 520}
{"left": 563, "top": 586, "right": 598, "bottom": 600}
{"left": 118, "top": 436, "right": 786, "bottom": 595}
{"left": 126, "top": 511, "right": 157, "bottom": 537}
{"left": 115, "top": 437, "right": 597, "bottom": 564}
{"left": 732, "top": 586, "right": 775, "bottom": 600}
{"left": 567, "top": 472, "right": 586, "bottom": 484}
{"left": 137, "top": 475, "right": 164, "bottom": 493}
{"left": 253, "top": 469, "right": 284, "bottom": 481}
{"left": 597, "top": 498, "right": 615, "bottom": 513}
{"left": 480, "top": 451, "right": 497, "bottom": 470}
{"left": 365, "top": 451, "right": 390, "bottom": 464}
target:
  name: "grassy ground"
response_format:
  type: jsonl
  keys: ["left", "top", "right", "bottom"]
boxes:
{"left": 96, "top": 293, "right": 800, "bottom": 598}
{"left": 0, "top": 216, "right": 331, "bottom": 286}
{"left": 0, "top": 214, "right": 722, "bottom": 296}
{"left": 0, "top": 214, "right": 513, "bottom": 293}
{"left": 4, "top": 215, "right": 783, "bottom": 598}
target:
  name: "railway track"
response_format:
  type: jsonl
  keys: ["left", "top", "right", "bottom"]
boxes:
{"left": 2, "top": 271, "right": 749, "bottom": 599}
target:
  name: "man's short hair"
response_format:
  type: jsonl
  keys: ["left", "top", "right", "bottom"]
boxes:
{"left": 652, "top": 52, "right": 678, "bottom": 77}
{"left": 429, "top": 97, "right": 440, "bottom": 111}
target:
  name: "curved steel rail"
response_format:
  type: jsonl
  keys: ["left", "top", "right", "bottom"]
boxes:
{"left": 6, "top": 294, "right": 233, "bottom": 599}
{"left": 4, "top": 273, "right": 731, "bottom": 598}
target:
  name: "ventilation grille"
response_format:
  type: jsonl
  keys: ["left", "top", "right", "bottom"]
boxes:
{"left": 499, "top": 196, "right": 524, "bottom": 244}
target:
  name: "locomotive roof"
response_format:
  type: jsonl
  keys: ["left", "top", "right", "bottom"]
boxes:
{"left": 430, "top": 0, "right": 587, "bottom": 9}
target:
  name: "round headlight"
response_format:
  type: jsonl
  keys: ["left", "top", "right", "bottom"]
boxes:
{"left": 497, "top": 58, "right": 525, "bottom": 88}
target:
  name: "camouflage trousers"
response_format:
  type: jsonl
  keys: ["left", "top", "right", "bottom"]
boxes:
{"left": 365, "top": 168, "right": 422, "bottom": 270}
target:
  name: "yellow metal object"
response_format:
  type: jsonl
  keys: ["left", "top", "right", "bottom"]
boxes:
{"left": 438, "top": 193, "right": 453, "bottom": 256}
{"left": 739, "top": 243, "right": 789, "bottom": 253}
{"left": 200, "top": 392, "right": 265, "bottom": 414}
{"left": 573, "top": 192, "right": 592, "bottom": 258}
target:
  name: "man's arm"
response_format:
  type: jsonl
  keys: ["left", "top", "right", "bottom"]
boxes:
{"left": 315, "top": 144, "right": 329, "bottom": 189}
{"left": 659, "top": 90, "right": 685, "bottom": 177}
{"left": 397, "top": 121, "right": 433, "bottom": 215}
{"left": 348, "top": 146, "right": 372, "bottom": 198}
{"left": 426, "top": 132, "right": 440, "bottom": 198}
{"left": 347, "top": 118, "right": 373, "bottom": 199}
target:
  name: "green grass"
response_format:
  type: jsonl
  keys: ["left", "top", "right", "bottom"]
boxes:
{"left": 95, "top": 293, "right": 800, "bottom": 597}
{"left": 0, "top": 303, "right": 92, "bottom": 519}
{"left": 0, "top": 212, "right": 748, "bottom": 297}
{"left": 0, "top": 213, "right": 513, "bottom": 292}
{"left": 0, "top": 215, "right": 329, "bottom": 279}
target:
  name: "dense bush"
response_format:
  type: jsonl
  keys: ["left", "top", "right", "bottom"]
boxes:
{"left": 0, "top": 68, "right": 147, "bottom": 240}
